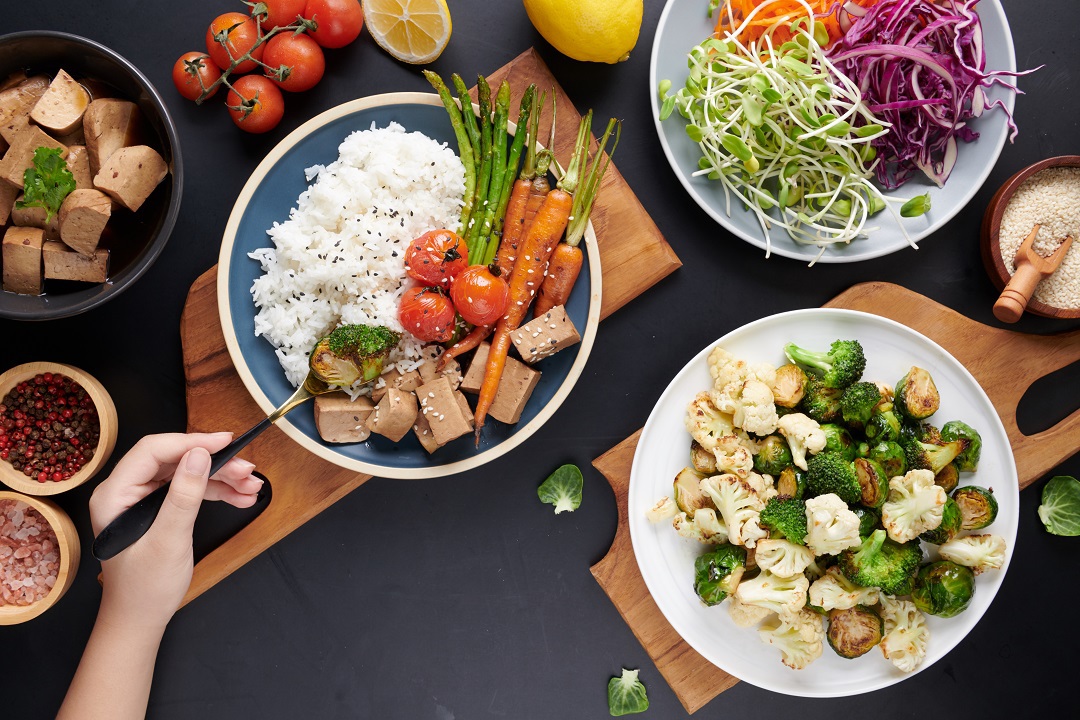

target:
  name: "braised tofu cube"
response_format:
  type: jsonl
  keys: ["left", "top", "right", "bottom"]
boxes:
{"left": 93, "top": 145, "right": 167, "bottom": 212}
{"left": 416, "top": 377, "right": 472, "bottom": 446}
{"left": 454, "top": 391, "right": 474, "bottom": 429}
{"left": 0, "top": 75, "right": 49, "bottom": 144}
{"left": 2, "top": 226, "right": 44, "bottom": 295}
{"left": 365, "top": 388, "right": 417, "bottom": 443}
{"left": 83, "top": 98, "right": 141, "bottom": 175}
{"left": 11, "top": 194, "right": 61, "bottom": 240}
{"left": 65, "top": 146, "right": 93, "bottom": 190}
{"left": 0, "top": 179, "right": 16, "bottom": 225}
{"left": 371, "top": 367, "right": 421, "bottom": 402}
{"left": 417, "top": 345, "right": 462, "bottom": 389}
{"left": 459, "top": 342, "right": 541, "bottom": 424}
{"left": 42, "top": 241, "right": 108, "bottom": 283}
{"left": 59, "top": 189, "right": 111, "bottom": 255}
{"left": 0, "top": 125, "right": 67, "bottom": 189}
{"left": 412, "top": 412, "right": 440, "bottom": 455}
{"left": 314, "top": 393, "right": 375, "bottom": 444}
{"left": 30, "top": 70, "right": 90, "bottom": 136}
{"left": 510, "top": 305, "right": 581, "bottom": 363}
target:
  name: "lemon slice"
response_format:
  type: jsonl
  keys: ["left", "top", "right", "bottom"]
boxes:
{"left": 362, "top": 0, "right": 452, "bottom": 64}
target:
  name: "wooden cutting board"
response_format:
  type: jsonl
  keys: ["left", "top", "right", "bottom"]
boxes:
{"left": 175, "top": 48, "right": 680, "bottom": 608}
{"left": 590, "top": 282, "right": 1080, "bottom": 714}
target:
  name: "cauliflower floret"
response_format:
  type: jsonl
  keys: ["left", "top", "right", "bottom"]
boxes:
{"left": 758, "top": 608, "right": 824, "bottom": 670}
{"left": 804, "top": 493, "right": 862, "bottom": 556}
{"left": 647, "top": 496, "right": 678, "bottom": 524}
{"left": 700, "top": 475, "right": 766, "bottom": 548}
{"left": 747, "top": 472, "right": 778, "bottom": 502}
{"left": 736, "top": 380, "right": 781, "bottom": 436}
{"left": 734, "top": 569, "right": 809, "bottom": 618}
{"left": 881, "top": 469, "right": 946, "bottom": 543}
{"left": 808, "top": 566, "right": 880, "bottom": 610}
{"left": 879, "top": 595, "right": 929, "bottom": 672}
{"left": 939, "top": 534, "right": 1006, "bottom": 575}
{"left": 685, "top": 392, "right": 737, "bottom": 453}
{"left": 673, "top": 508, "right": 728, "bottom": 544}
{"left": 708, "top": 346, "right": 776, "bottom": 392}
{"left": 728, "top": 595, "right": 773, "bottom": 627}
{"left": 755, "top": 538, "right": 816, "bottom": 578}
{"left": 713, "top": 433, "right": 756, "bottom": 479}
{"left": 776, "top": 412, "right": 827, "bottom": 471}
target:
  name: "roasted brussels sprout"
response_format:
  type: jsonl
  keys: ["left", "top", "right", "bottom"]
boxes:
{"left": 840, "top": 381, "right": 882, "bottom": 432}
{"left": 827, "top": 605, "right": 883, "bottom": 659}
{"left": 773, "top": 363, "right": 808, "bottom": 408}
{"left": 856, "top": 441, "right": 871, "bottom": 458}
{"left": 694, "top": 544, "right": 747, "bottom": 605}
{"left": 868, "top": 441, "right": 907, "bottom": 479}
{"left": 674, "top": 467, "right": 711, "bottom": 514}
{"left": 801, "top": 374, "right": 843, "bottom": 424}
{"left": 934, "top": 463, "right": 960, "bottom": 494}
{"left": 894, "top": 366, "right": 940, "bottom": 421}
{"left": 753, "top": 435, "right": 794, "bottom": 476}
{"left": 853, "top": 457, "right": 888, "bottom": 509}
{"left": 850, "top": 506, "right": 881, "bottom": 538}
{"left": 865, "top": 409, "right": 902, "bottom": 444}
{"left": 920, "top": 497, "right": 962, "bottom": 544}
{"left": 776, "top": 466, "right": 808, "bottom": 500}
{"left": 953, "top": 485, "right": 999, "bottom": 530}
{"left": 820, "top": 423, "right": 857, "bottom": 461}
{"left": 912, "top": 561, "right": 975, "bottom": 617}
{"left": 309, "top": 324, "right": 400, "bottom": 387}
{"left": 941, "top": 420, "right": 983, "bottom": 472}
{"left": 690, "top": 440, "right": 717, "bottom": 475}
{"left": 901, "top": 423, "right": 969, "bottom": 475}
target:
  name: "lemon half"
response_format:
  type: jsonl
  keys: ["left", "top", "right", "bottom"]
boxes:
{"left": 363, "top": 0, "right": 452, "bottom": 65}
{"left": 523, "top": 0, "right": 642, "bottom": 64}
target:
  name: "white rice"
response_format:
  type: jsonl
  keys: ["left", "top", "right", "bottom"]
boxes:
{"left": 249, "top": 122, "right": 465, "bottom": 390}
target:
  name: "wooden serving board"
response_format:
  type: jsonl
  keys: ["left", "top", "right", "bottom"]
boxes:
{"left": 175, "top": 48, "right": 680, "bottom": 608}
{"left": 590, "top": 282, "right": 1080, "bottom": 714}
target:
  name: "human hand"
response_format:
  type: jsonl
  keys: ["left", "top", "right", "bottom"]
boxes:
{"left": 88, "top": 432, "right": 263, "bottom": 633}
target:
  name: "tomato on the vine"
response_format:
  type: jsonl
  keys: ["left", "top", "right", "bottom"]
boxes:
{"left": 403, "top": 229, "right": 468, "bottom": 288}
{"left": 305, "top": 0, "right": 365, "bottom": 49}
{"left": 172, "top": 52, "right": 221, "bottom": 101}
{"left": 263, "top": 32, "right": 325, "bottom": 92}
{"left": 251, "top": 0, "right": 308, "bottom": 30}
{"left": 399, "top": 286, "right": 456, "bottom": 342}
{"left": 450, "top": 265, "right": 510, "bottom": 327}
{"left": 206, "top": 12, "right": 265, "bottom": 73}
{"left": 226, "top": 75, "right": 285, "bottom": 134}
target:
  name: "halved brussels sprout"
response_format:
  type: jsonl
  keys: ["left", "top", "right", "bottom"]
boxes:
{"left": 753, "top": 435, "right": 793, "bottom": 476}
{"left": 912, "top": 561, "right": 975, "bottom": 617}
{"left": 920, "top": 497, "right": 962, "bottom": 544}
{"left": 674, "top": 467, "right": 711, "bottom": 514}
{"left": 694, "top": 544, "right": 747, "bottom": 605}
{"left": 826, "top": 605, "right": 883, "bottom": 659}
{"left": 853, "top": 457, "right": 888, "bottom": 509}
{"left": 953, "top": 485, "right": 998, "bottom": 530}
{"left": 773, "top": 363, "right": 807, "bottom": 408}
{"left": 895, "top": 366, "right": 940, "bottom": 421}
{"left": 935, "top": 463, "right": 960, "bottom": 494}
{"left": 776, "top": 466, "right": 808, "bottom": 500}
{"left": 690, "top": 440, "right": 717, "bottom": 475}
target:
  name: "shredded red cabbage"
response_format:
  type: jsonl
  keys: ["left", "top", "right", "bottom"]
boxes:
{"left": 826, "top": 0, "right": 1033, "bottom": 189}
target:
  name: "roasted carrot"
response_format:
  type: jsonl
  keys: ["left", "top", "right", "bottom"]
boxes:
{"left": 437, "top": 324, "right": 493, "bottom": 371}
{"left": 492, "top": 90, "right": 545, "bottom": 275}
{"left": 533, "top": 243, "right": 583, "bottom": 317}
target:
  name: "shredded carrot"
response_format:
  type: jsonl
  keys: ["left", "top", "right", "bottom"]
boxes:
{"left": 713, "top": 0, "right": 879, "bottom": 48}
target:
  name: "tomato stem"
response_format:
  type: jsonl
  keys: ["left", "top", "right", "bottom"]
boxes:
{"left": 195, "top": 17, "right": 314, "bottom": 105}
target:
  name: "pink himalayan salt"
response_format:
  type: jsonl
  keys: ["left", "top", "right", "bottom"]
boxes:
{"left": 0, "top": 499, "right": 59, "bottom": 606}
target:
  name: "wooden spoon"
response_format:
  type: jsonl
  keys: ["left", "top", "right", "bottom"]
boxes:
{"left": 993, "top": 224, "right": 1074, "bottom": 323}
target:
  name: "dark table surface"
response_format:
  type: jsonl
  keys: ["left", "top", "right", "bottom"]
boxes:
{"left": 3, "top": 0, "right": 1079, "bottom": 717}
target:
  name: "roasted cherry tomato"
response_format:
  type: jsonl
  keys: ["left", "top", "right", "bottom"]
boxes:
{"left": 305, "top": 0, "right": 365, "bottom": 49}
{"left": 403, "top": 229, "right": 468, "bottom": 288}
{"left": 399, "top": 286, "right": 456, "bottom": 343}
{"left": 263, "top": 32, "right": 325, "bottom": 92}
{"left": 227, "top": 75, "right": 285, "bottom": 134}
{"left": 172, "top": 52, "right": 221, "bottom": 101}
{"left": 206, "top": 12, "right": 265, "bottom": 73}
{"left": 450, "top": 265, "right": 510, "bottom": 327}
{"left": 252, "top": 0, "right": 308, "bottom": 29}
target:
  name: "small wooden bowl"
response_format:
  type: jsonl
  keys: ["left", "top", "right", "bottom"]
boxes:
{"left": 981, "top": 155, "right": 1080, "bottom": 320}
{"left": 0, "top": 491, "right": 81, "bottom": 624}
{"left": 0, "top": 362, "right": 118, "bottom": 495}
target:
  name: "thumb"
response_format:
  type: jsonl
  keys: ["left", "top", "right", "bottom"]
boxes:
{"left": 151, "top": 447, "right": 211, "bottom": 541}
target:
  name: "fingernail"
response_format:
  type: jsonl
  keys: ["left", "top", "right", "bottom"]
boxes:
{"left": 185, "top": 447, "right": 211, "bottom": 475}
{"left": 237, "top": 459, "right": 256, "bottom": 472}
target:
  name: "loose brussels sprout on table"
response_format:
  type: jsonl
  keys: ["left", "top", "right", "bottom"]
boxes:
{"left": 953, "top": 485, "right": 999, "bottom": 530}
{"left": 694, "top": 544, "right": 747, "bottom": 606}
{"left": 912, "top": 560, "right": 975, "bottom": 617}
{"left": 827, "top": 605, "right": 884, "bottom": 659}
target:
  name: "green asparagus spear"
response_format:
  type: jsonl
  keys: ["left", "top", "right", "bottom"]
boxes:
{"left": 468, "top": 76, "right": 494, "bottom": 259}
{"left": 423, "top": 70, "right": 475, "bottom": 233}
{"left": 476, "top": 81, "right": 511, "bottom": 260}
{"left": 492, "top": 84, "right": 535, "bottom": 240}
{"left": 451, "top": 73, "right": 481, "bottom": 174}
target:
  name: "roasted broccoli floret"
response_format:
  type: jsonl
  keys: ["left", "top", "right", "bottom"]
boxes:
{"left": 693, "top": 544, "right": 747, "bottom": 605}
{"left": 806, "top": 451, "right": 861, "bottom": 504}
{"left": 827, "top": 605, "right": 883, "bottom": 659}
{"left": 309, "top": 324, "right": 400, "bottom": 386}
{"left": 919, "top": 496, "right": 961, "bottom": 544}
{"left": 840, "top": 381, "right": 881, "bottom": 432}
{"left": 759, "top": 496, "right": 808, "bottom": 544}
{"left": 800, "top": 375, "right": 843, "bottom": 424}
{"left": 837, "top": 529, "right": 923, "bottom": 595}
{"left": 784, "top": 339, "right": 866, "bottom": 389}
{"left": 772, "top": 363, "right": 807, "bottom": 408}
{"left": 911, "top": 560, "right": 975, "bottom": 618}
{"left": 953, "top": 485, "right": 998, "bottom": 530}
{"left": 894, "top": 366, "right": 940, "bottom": 420}
{"left": 865, "top": 409, "right": 901, "bottom": 444}
{"left": 819, "top": 423, "right": 856, "bottom": 461}
{"left": 868, "top": 441, "right": 907, "bottom": 478}
{"left": 940, "top": 420, "right": 982, "bottom": 472}
{"left": 753, "top": 434, "right": 793, "bottom": 476}
{"left": 901, "top": 427, "right": 968, "bottom": 475}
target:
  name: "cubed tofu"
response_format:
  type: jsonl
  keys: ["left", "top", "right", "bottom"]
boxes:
{"left": 365, "top": 388, "right": 417, "bottom": 443}
{"left": 65, "top": 146, "right": 93, "bottom": 190}
{"left": 30, "top": 70, "right": 90, "bottom": 136}
{"left": 0, "top": 125, "right": 67, "bottom": 189}
{"left": 370, "top": 368, "right": 421, "bottom": 402}
{"left": 2, "top": 226, "right": 44, "bottom": 295}
{"left": 0, "top": 71, "right": 28, "bottom": 93}
{"left": 313, "top": 393, "right": 375, "bottom": 444}
{"left": 10, "top": 195, "right": 60, "bottom": 240}
{"left": 58, "top": 188, "right": 111, "bottom": 255}
{"left": 0, "top": 179, "right": 16, "bottom": 225}
{"left": 417, "top": 345, "right": 463, "bottom": 389}
{"left": 93, "top": 145, "right": 167, "bottom": 212}
{"left": 83, "top": 98, "right": 140, "bottom": 175}
{"left": 459, "top": 342, "right": 541, "bottom": 424}
{"left": 454, "top": 391, "right": 474, "bottom": 429}
{"left": 0, "top": 75, "right": 50, "bottom": 144}
{"left": 42, "top": 241, "right": 109, "bottom": 283}
{"left": 416, "top": 377, "right": 472, "bottom": 446}
{"left": 510, "top": 305, "right": 581, "bottom": 363}
{"left": 412, "top": 412, "right": 440, "bottom": 455}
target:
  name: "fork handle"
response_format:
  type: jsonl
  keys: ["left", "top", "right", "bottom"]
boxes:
{"left": 994, "top": 261, "right": 1043, "bottom": 323}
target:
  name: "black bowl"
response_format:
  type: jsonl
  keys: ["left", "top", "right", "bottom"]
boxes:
{"left": 0, "top": 31, "right": 182, "bottom": 320}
